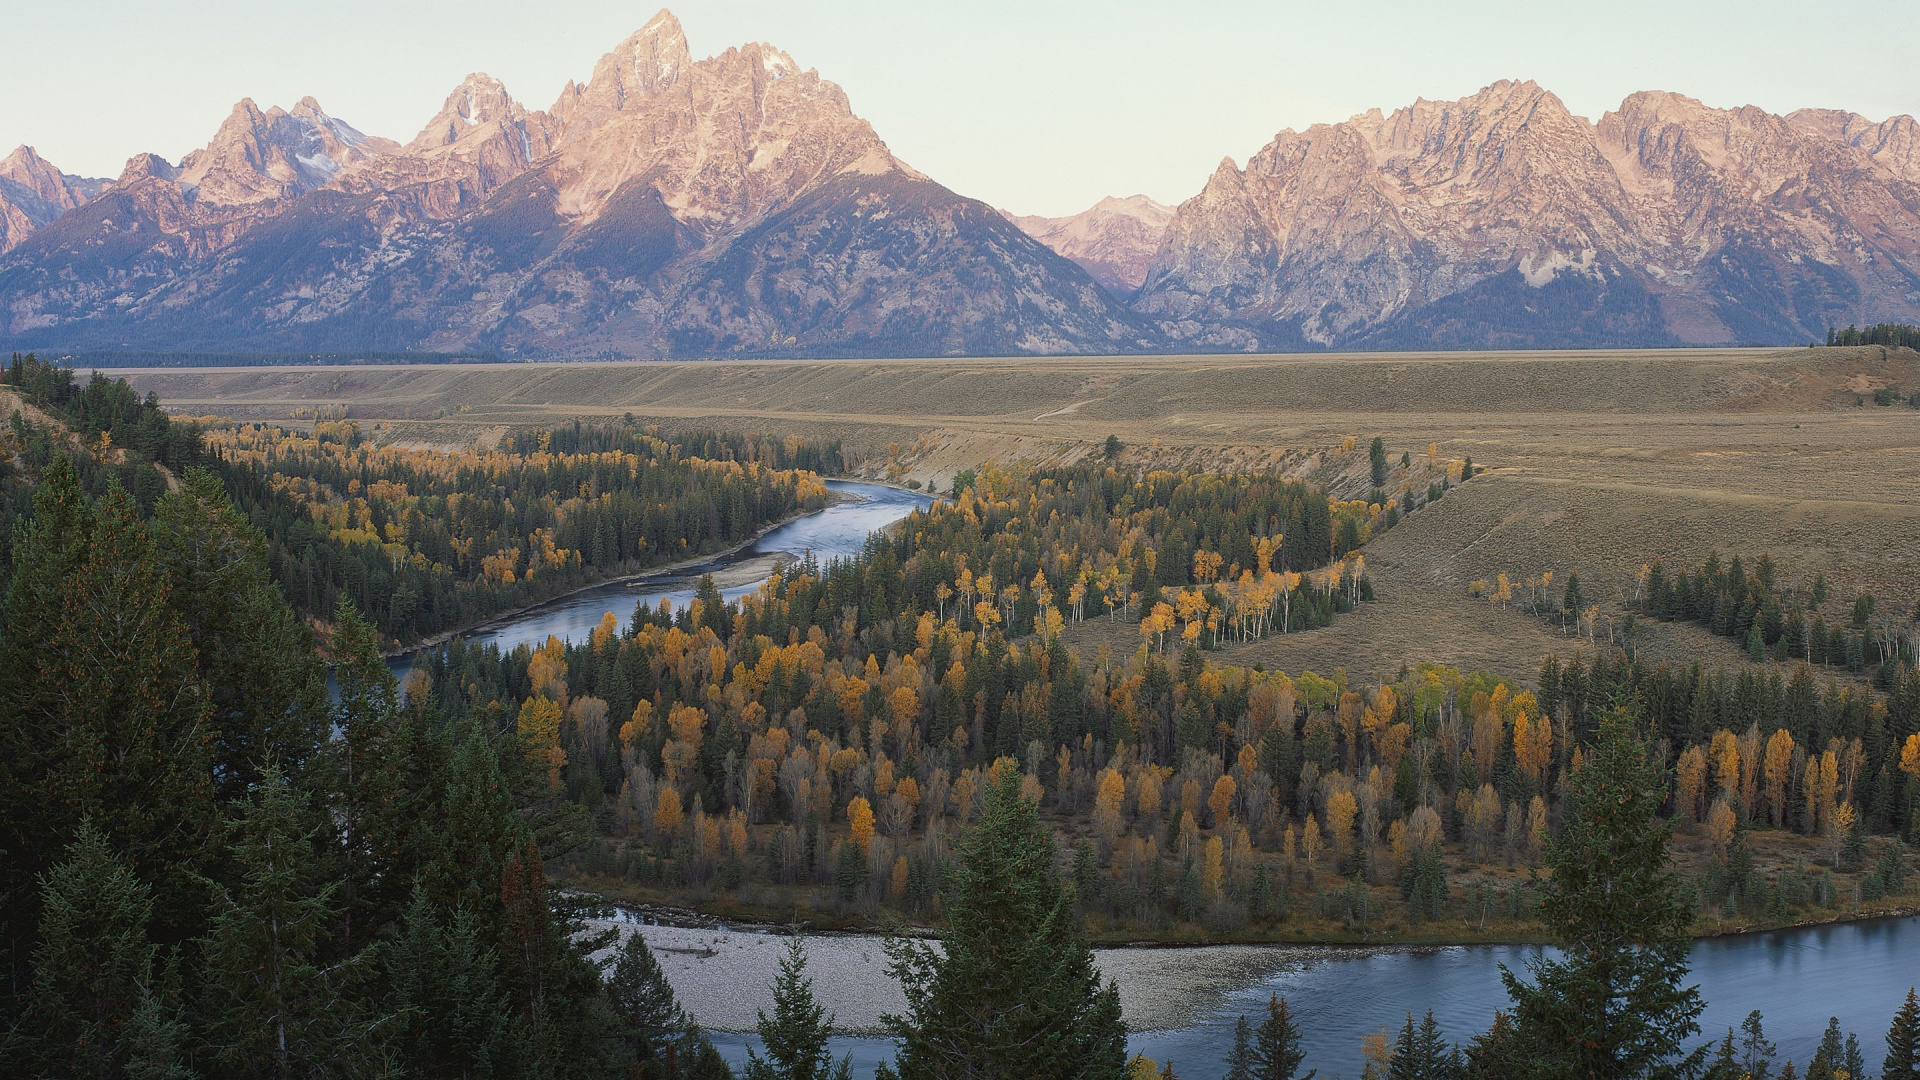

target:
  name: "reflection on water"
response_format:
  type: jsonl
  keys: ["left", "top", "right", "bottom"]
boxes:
{"left": 707, "top": 915, "right": 1920, "bottom": 1080}
{"left": 390, "top": 480, "right": 933, "bottom": 684}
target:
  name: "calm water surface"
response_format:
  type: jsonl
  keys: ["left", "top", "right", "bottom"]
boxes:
{"left": 392, "top": 480, "right": 932, "bottom": 681}
{"left": 704, "top": 916, "right": 1920, "bottom": 1079}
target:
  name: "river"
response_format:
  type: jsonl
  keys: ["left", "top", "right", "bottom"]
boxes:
{"left": 684, "top": 915, "right": 1920, "bottom": 1079}
{"left": 407, "top": 480, "right": 1914, "bottom": 1078}
{"left": 391, "top": 479, "right": 934, "bottom": 682}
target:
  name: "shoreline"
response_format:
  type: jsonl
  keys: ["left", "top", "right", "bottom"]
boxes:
{"left": 380, "top": 488, "right": 855, "bottom": 661}
{"left": 577, "top": 888, "right": 1919, "bottom": 950}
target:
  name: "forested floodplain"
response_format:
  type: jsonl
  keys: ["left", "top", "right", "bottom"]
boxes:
{"left": 3, "top": 355, "right": 1919, "bottom": 1079}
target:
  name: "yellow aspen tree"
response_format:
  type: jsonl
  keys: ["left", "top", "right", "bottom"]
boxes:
{"left": 655, "top": 787, "right": 684, "bottom": 843}
{"left": 1525, "top": 795, "right": 1549, "bottom": 864}
{"left": 1208, "top": 774, "right": 1237, "bottom": 827}
{"left": 1803, "top": 755, "right": 1823, "bottom": 836}
{"left": 891, "top": 855, "right": 910, "bottom": 903}
{"left": 1705, "top": 798, "right": 1736, "bottom": 857}
{"left": 1327, "top": 789, "right": 1358, "bottom": 856}
{"left": 1302, "top": 814, "right": 1321, "bottom": 866}
{"left": 1180, "top": 778, "right": 1203, "bottom": 823}
{"left": 1513, "top": 710, "right": 1552, "bottom": 786}
{"left": 1283, "top": 824, "right": 1298, "bottom": 863}
{"left": 1675, "top": 746, "right": 1707, "bottom": 823}
{"left": 1709, "top": 730, "right": 1741, "bottom": 800}
{"left": 848, "top": 796, "right": 875, "bottom": 851}
{"left": 952, "top": 771, "right": 976, "bottom": 826}
{"left": 1762, "top": 728, "right": 1795, "bottom": 827}
{"left": 517, "top": 696, "right": 566, "bottom": 790}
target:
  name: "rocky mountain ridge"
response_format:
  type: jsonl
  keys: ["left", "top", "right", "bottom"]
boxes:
{"left": 0, "top": 9, "right": 1146, "bottom": 356}
{"left": 1006, "top": 195, "right": 1174, "bottom": 295}
{"left": 0, "top": 146, "right": 109, "bottom": 255}
{"left": 1133, "top": 80, "right": 1920, "bottom": 348}
{"left": 2, "top": 23, "right": 1917, "bottom": 354}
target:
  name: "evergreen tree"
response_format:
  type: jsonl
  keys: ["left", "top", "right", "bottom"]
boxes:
{"left": 1887, "top": 987, "right": 1920, "bottom": 1080}
{"left": 1705, "top": 1030, "right": 1738, "bottom": 1080}
{"left": 1390, "top": 1011, "right": 1461, "bottom": 1080}
{"left": 16, "top": 821, "right": 166, "bottom": 1079}
{"left": 606, "top": 930, "right": 729, "bottom": 1080}
{"left": 1249, "top": 994, "right": 1313, "bottom": 1080}
{"left": 328, "top": 601, "right": 414, "bottom": 954}
{"left": 195, "top": 767, "right": 370, "bottom": 1079}
{"left": 881, "top": 765, "right": 1127, "bottom": 1079}
{"left": 1225, "top": 1015, "right": 1256, "bottom": 1080}
{"left": 384, "top": 888, "right": 521, "bottom": 1079}
{"left": 1370, "top": 437, "right": 1390, "bottom": 489}
{"left": 745, "top": 932, "right": 852, "bottom": 1080}
{"left": 1500, "top": 708, "right": 1706, "bottom": 1079}
{"left": 1401, "top": 845, "right": 1448, "bottom": 923}
{"left": 1738, "top": 1010, "right": 1777, "bottom": 1080}
{"left": 1463, "top": 1012, "right": 1517, "bottom": 1080}
{"left": 0, "top": 472, "right": 214, "bottom": 948}
{"left": 150, "top": 467, "right": 328, "bottom": 801}
{"left": 1807, "top": 1017, "right": 1846, "bottom": 1080}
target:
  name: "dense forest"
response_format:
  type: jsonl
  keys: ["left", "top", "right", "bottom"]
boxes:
{"left": 4, "top": 359, "right": 1919, "bottom": 1078}
{"left": 6, "top": 352, "right": 844, "bottom": 644}
{"left": 204, "top": 417, "right": 839, "bottom": 642}
{"left": 1826, "top": 322, "right": 1920, "bottom": 350}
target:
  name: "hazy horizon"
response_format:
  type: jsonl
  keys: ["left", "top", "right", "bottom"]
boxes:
{"left": 4, "top": 0, "right": 1917, "bottom": 217}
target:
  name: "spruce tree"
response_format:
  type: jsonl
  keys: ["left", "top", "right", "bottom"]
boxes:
{"left": 17, "top": 821, "right": 165, "bottom": 1080}
{"left": 881, "top": 765, "right": 1127, "bottom": 1079}
{"left": 607, "top": 929, "right": 729, "bottom": 1079}
{"left": 745, "top": 932, "right": 852, "bottom": 1080}
{"left": 195, "top": 767, "right": 366, "bottom": 1079}
{"left": 385, "top": 888, "right": 520, "bottom": 1078}
{"left": 150, "top": 467, "right": 328, "bottom": 801}
{"left": 1249, "top": 994, "right": 1313, "bottom": 1080}
{"left": 1, "top": 475, "right": 214, "bottom": 948}
{"left": 1887, "top": 987, "right": 1920, "bottom": 1079}
{"left": 1500, "top": 708, "right": 1706, "bottom": 1079}
{"left": 1807, "top": 1017, "right": 1846, "bottom": 1080}
{"left": 1739, "top": 1009, "right": 1777, "bottom": 1080}
{"left": 1225, "top": 1014, "right": 1255, "bottom": 1080}
{"left": 1390, "top": 1011, "right": 1461, "bottom": 1080}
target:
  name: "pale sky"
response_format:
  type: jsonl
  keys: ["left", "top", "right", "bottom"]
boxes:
{"left": 4, "top": 1, "right": 1916, "bottom": 217}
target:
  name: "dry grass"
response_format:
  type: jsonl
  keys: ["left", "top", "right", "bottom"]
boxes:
{"left": 124, "top": 346, "right": 1920, "bottom": 683}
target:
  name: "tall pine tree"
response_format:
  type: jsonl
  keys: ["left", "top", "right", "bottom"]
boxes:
{"left": 881, "top": 764, "right": 1127, "bottom": 1079}
{"left": 745, "top": 932, "right": 852, "bottom": 1080}
{"left": 1501, "top": 708, "right": 1705, "bottom": 1079}
{"left": 1887, "top": 987, "right": 1920, "bottom": 1080}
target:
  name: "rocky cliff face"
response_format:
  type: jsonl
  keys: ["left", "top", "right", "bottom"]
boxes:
{"left": 7, "top": 35, "right": 1917, "bottom": 354}
{"left": 1135, "top": 81, "right": 1920, "bottom": 348}
{"left": 0, "top": 8, "right": 1145, "bottom": 356}
{"left": 1007, "top": 195, "right": 1174, "bottom": 295}
{"left": 0, "top": 146, "right": 108, "bottom": 254}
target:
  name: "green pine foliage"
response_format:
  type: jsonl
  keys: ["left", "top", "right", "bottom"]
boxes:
{"left": 881, "top": 766, "right": 1127, "bottom": 1079}
{"left": 15, "top": 821, "right": 171, "bottom": 1079}
{"left": 745, "top": 933, "right": 851, "bottom": 1080}
{"left": 1501, "top": 708, "right": 1706, "bottom": 1079}
{"left": 1887, "top": 987, "right": 1920, "bottom": 1079}
{"left": 1248, "top": 994, "right": 1314, "bottom": 1080}
{"left": 1390, "top": 1011, "right": 1462, "bottom": 1080}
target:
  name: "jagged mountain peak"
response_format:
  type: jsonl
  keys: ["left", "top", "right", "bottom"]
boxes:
{"left": 172, "top": 94, "right": 392, "bottom": 206}
{"left": 0, "top": 145, "right": 111, "bottom": 254}
{"left": 560, "top": 8, "right": 694, "bottom": 122}
{"left": 406, "top": 72, "right": 529, "bottom": 153}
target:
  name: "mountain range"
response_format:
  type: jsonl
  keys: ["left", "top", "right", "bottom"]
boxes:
{"left": 2, "top": 10, "right": 1917, "bottom": 357}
